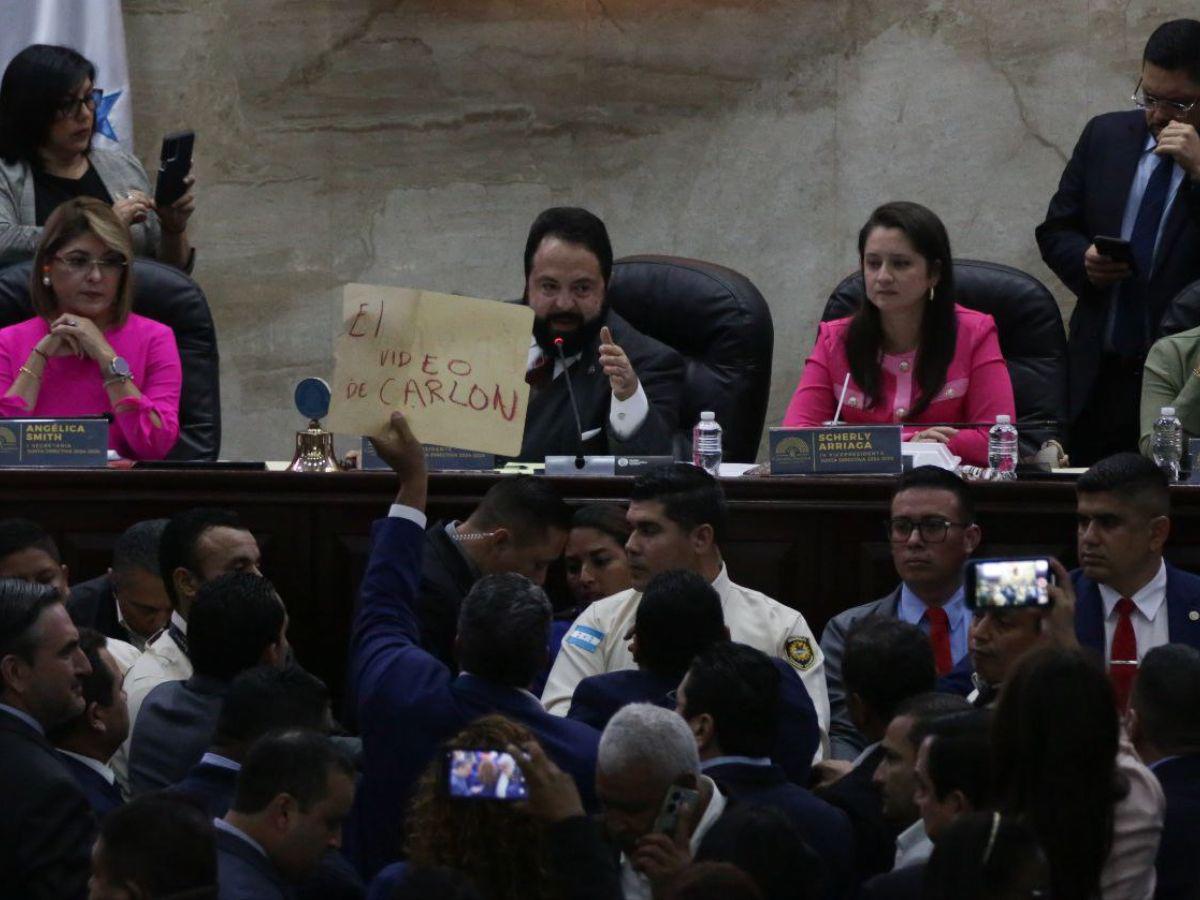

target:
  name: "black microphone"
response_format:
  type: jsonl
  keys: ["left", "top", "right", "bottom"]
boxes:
{"left": 553, "top": 337, "right": 587, "bottom": 470}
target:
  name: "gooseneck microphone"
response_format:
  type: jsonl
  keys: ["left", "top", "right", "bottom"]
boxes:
{"left": 553, "top": 337, "right": 587, "bottom": 470}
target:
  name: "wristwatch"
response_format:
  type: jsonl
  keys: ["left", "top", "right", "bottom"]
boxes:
{"left": 107, "top": 356, "right": 132, "bottom": 383}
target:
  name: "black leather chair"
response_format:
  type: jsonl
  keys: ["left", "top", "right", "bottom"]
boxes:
{"left": 1158, "top": 278, "right": 1200, "bottom": 337}
{"left": 607, "top": 254, "right": 773, "bottom": 462}
{"left": 0, "top": 259, "right": 221, "bottom": 460}
{"left": 821, "top": 259, "right": 1068, "bottom": 457}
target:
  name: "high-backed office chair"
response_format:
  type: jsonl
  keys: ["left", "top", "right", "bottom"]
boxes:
{"left": 821, "top": 259, "right": 1068, "bottom": 457}
{"left": 0, "top": 259, "right": 221, "bottom": 460}
{"left": 1158, "top": 278, "right": 1200, "bottom": 338}
{"left": 607, "top": 254, "right": 774, "bottom": 462}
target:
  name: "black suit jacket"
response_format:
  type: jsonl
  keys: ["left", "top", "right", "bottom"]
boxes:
{"left": 1036, "top": 110, "right": 1200, "bottom": 417}
{"left": 816, "top": 744, "right": 898, "bottom": 884}
{"left": 1152, "top": 753, "right": 1200, "bottom": 900}
{"left": 56, "top": 751, "right": 124, "bottom": 820}
{"left": 415, "top": 519, "right": 478, "bottom": 668}
{"left": 0, "top": 711, "right": 95, "bottom": 900}
{"left": 66, "top": 574, "right": 126, "bottom": 645}
{"left": 172, "top": 757, "right": 239, "bottom": 818}
{"left": 860, "top": 862, "right": 924, "bottom": 900}
{"left": 518, "top": 310, "right": 685, "bottom": 461}
{"left": 215, "top": 825, "right": 290, "bottom": 899}
{"left": 1072, "top": 564, "right": 1200, "bottom": 655}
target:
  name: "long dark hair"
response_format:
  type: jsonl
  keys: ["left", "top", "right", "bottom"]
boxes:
{"left": 845, "top": 201, "right": 957, "bottom": 418}
{"left": 992, "top": 647, "right": 1125, "bottom": 900}
{"left": 0, "top": 44, "right": 96, "bottom": 166}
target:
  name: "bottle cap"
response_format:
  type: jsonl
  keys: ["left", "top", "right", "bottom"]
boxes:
{"left": 1162, "top": 407, "right": 1176, "bottom": 417}
{"left": 995, "top": 414, "right": 1010, "bottom": 424}
{"left": 700, "top": 411, "right": 716, "bottom": 422}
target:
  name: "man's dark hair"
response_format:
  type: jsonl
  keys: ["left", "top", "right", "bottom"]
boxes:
{"left": 893, "top": 465, "right": 975, "bottom": 523}
{"left": 77, "top": 627, "right": 115, "bottom": 708}
{"left": 522, "top": 206, "right": 614, "bottom": 285}
{"left": 112, "top": 518, "right": 169, "bottom": 577}
{"left": 922, "top": 710, "right": 993, "bottom": 808}
{"left": 682, "top": 642, "right": 780, "bottom": 758}
{"left": 0, "top": 44, "right": 96, "bottom": 166}
{"left": 188, "top": 573, "right": 285, "bottom": 682}
{"left": 159, "top": 508, "right": 250, "bottom": 608}
{"left": 98, "top": 794, "right": 217, "bottom": 899}
{"left": 630, "top": 464, "right": 728, "bottom": 545}
{"left": 0, "top": 578, "right": 61, "bottom": 691}
{"left": 215, "top": 665, "right": 331, "bottom": 751}
{"left": 1143, "top": 19, "right": 1200, "bottom": 85}
{"left": 925, "top": 812, "right": 1049, "bottom": 900}
{"left": 1133, "top": 644, "right": 1200, "bottom": 753}
{"left": 457, "top": 573, "right": 551, "bottom": 687}
{"left": 472, "top": 475, "right": 572, "bottom": 542}
{"left": 0, "top": 517, "right": 60, "bottom": 565}
{"left": 231, "top": 730, "right": 354, "bottom": 815}
{"left": 635, "top": 570, "right": 725, "bottom": 681}
{"left": 696, "top": 804, "right": 824, "bottom": 900}
{"left": 898, "top": 691, "right": 973, "bottom": 748}
{"left": 841, "top": 618, "right": 937, "bottom": 723}
{"left": 1076, "top": 452, "right": 1170, "bottom": 519}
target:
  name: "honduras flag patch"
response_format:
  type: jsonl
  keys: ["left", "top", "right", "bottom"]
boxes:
{"left": 566, "top": 625, "right": 605, "bottom": 653}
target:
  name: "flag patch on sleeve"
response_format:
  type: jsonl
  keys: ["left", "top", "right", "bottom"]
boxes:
{"left": 566, "top": 625, "right": 605, "bottom": 653}
{"left": 785, "top": 636, "right": 816, "bottom": 670}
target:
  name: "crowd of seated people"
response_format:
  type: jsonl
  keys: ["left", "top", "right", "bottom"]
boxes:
{"left": 2, "top": 13, "right": 1200, "bottom": 900}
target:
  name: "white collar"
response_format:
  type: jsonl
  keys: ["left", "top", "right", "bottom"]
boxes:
{"left": 700, "top": 756, "right": 771, "bottom": 771}
{"left": 171, "top": 610, "right": 188, "bottom": 635}
{"left": 851, "top": 741, "right": 881, "bottom": 769}
{"left": 1098, "top": 559, "right": 1168, "bottom": 623}
{"left": 57, "top": 749, "right": 116, "bottom": 785}
{"left": 214, "top": 818, "right": 267, "bottom": 858}
{"left": 200, "top": 752, "right": 242, "bottom": 772}
{"left": 689, "top": 776, "right": 727, "bottom": 853}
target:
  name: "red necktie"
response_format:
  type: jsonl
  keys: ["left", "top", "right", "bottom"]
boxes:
{"left": 1110, "top": 597, "right": 1139, "bottom": 711}
{"left": 925, "top": 606, "right": 953, "bottom": 676}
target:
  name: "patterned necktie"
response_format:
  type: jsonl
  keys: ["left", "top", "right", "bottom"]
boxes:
{"left": 1113, "top": 156, "right": 1174, "bottom": 356}
{"left": 925, "top": 606, "right": 953, "bottom": 677}
{"left": 1110, "top": 597, "right": 1139, "bottom": 711}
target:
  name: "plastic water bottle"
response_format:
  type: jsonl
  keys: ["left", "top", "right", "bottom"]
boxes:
{"left": 693, "top": 411, "right": 723, "bottom": 476}
{"left": 987, "top": 414, "right": 1019, "bottom": 480}
{"left": 1152, "top": 406, "right": 1184, "bottom": 482}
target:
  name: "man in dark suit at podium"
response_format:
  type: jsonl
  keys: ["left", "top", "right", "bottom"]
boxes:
{"left": 517, "top": 207, "right": 685, "bottom": 461}
{"left": 1036, "top": 19, "right": 1200, "bottom": 464}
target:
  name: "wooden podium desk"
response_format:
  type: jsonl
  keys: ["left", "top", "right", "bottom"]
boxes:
{"left": 9, "top": 468, "right": 1200, "bottom": 710}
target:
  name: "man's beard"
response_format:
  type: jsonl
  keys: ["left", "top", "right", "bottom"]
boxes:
{"left": 531, "top": 303, "right": 609, "bottom": 357}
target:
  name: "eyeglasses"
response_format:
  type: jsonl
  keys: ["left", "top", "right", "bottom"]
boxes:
{"left": 1131, "top": 79, "right": 1198, "bottom": 116}
{"left": 884, "top": 517, "right": 968, "bottom": 543}
{"left": 54, "top": 88, "right": 103, "bottom": 120}
{"left": 53, "top": 253, "right": 128, "bottom": 276}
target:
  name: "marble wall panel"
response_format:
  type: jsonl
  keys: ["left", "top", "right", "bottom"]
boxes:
{"left": 122, "top": 0, "right": 1196, "bottom": 459}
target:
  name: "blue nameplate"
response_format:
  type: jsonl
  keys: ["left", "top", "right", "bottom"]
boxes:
{"left": 0, "top": 418, "right": 108, "bottom": 467}
{"left": 360, "top": 437, "right": 495, "bottom": 472}
{"left": 769, "top": 426, "right": 903, "bottom": 475}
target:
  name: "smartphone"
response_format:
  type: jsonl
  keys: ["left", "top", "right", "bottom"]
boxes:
{"left": 652, "top": 785, "right": 700, "bottom": 835}
{"left": 1094, "top": 235, "right": 1136, "bottom": 269}
{"left": 444, "top": 749, "right": 527, "bottom": 801}
{"left": 964, "top": 557, "right": 1055, "bottom": 610}
{"left": 154, "top": 130, "right": 195, "bottom": 208}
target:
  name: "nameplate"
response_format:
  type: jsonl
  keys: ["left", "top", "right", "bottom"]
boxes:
{"left": 360, "top": 437, "right": 495, "bottom": 471}
{"left": 0, "top": 418, "right": 108, "bottom": 468}
{"left": 544, "top": 455, "right": 675, "bottom": 477}
{"left": 769, "top": 426, "right": 903, "bottom": 475}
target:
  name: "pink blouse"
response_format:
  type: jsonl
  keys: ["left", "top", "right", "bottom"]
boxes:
{"left": 782, "top": 305, "right": 1017, "bottom": 466}
{"left": 0, "top": 313, "right": 182, "bottom": 460}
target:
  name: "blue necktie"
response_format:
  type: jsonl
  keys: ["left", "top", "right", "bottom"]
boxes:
{"left": 1113, "top": 155, "right": 1174, "bottom": 356}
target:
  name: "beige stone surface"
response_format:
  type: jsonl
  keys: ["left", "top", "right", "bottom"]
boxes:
{"left": 121, "top": 0, "right": 1196, "bottom": 459}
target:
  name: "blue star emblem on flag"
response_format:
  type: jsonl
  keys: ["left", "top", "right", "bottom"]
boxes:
{"left": 93, "top": 90, "right": 122, "bottom": 143}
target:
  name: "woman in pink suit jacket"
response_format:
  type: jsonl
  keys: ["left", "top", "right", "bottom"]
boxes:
{"left": 783, "top": 201, "right": 1016, "bottom": 466}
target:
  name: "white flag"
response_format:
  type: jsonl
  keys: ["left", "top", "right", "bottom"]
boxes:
{"left": 0, "top": 0, "right": 133, "bottom": 152}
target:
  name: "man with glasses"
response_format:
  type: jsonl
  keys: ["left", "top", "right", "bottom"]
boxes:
{"left": 1037, "top": 19, "right": 1200, "bottom": 465}
{"left": 820, "top": 467, "right": 981, "bottom": 760}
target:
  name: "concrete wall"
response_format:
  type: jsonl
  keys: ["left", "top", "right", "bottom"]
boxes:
{"left": 122, "top": 0, "right": 1194, "bottom": 460}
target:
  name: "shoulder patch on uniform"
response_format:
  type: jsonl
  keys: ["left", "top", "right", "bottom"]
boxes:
{"left": 785, "top": 636, "right": 815, "bottom": 671}
{"left": 566, "top": 625, "right": 605, "bottom": 653}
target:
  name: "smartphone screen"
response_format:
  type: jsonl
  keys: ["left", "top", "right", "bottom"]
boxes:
{"left": 967, "top": 558, "right": 1053, "bottom": 609}
{"left": 445, "top": 749, "right": 527, "bottom": 800}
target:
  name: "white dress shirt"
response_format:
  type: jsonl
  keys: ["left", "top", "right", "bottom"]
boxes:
{"left": 893, "top": 819, "right": 933, "bottom": 869}
{"left": 1097, "top": 560, "right": 1170, "bottom": 664}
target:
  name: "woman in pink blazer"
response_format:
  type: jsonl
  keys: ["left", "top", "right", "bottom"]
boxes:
{"left": 783, "top": 201, "right": 1016, "bottom": 466}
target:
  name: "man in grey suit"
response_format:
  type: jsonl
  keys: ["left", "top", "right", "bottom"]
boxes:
{"left": 821, "top": 467, "right": 981, "bottom": 760}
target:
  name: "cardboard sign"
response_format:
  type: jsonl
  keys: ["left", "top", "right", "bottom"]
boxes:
{"left": 0, "top": 418, "right": 108, "bottom": 467}
{"left": 326, "top": 285, "right": 534, "bottom": 456}
{"left": 359, "top": 438, "right": 495, "bottom": 472}
{"left": 769, "top": 426, "right": 903, "bottom": 475}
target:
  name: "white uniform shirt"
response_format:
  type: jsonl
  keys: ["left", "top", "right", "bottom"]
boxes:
{"left": 541, "top": 563, "right": 830, "bottom": 747}
{"left": 111, "top": 614, "right": 193, "bottom": 795}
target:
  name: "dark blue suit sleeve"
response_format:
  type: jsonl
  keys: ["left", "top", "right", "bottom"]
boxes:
{"left": 772, "top": 657, "right": 819, "bottom": 785}
{"left": 1036, "top": 115, "right": 1099, "bottom": 301}
{"left": 350, "top": 517, "right": 453, "bottom": 720}
{"left": 565, "top": 677, "right": 612, "bottom": 731}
